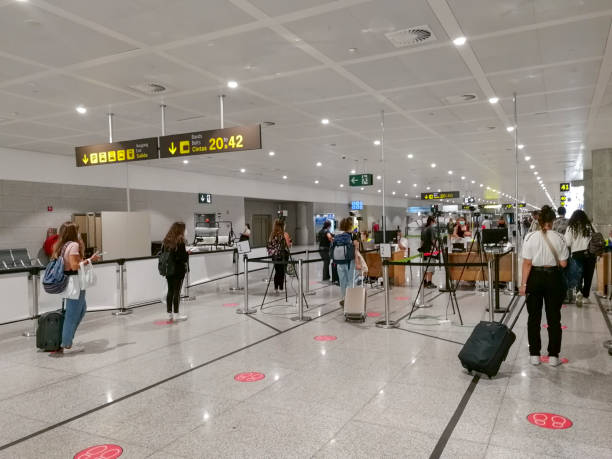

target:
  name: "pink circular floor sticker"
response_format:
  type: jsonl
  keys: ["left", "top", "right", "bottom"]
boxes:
{"left": 542, "top": 324, "right": 567, "bottom": 329}
{"left": 527, "top": 413, "right": 573, "bottom": 430}
{"left": 314, "top": 335, "right": 337, "bottom": 341}
{"left": 540, "top": 356, "right": 569, "bottom": 364}
{"left": 394, "top": 296, "right": 410, "bottom": 301}
{"left": 234, "top": 371, "right": 265, "bottom": 382}
{"left": 153, "top": 320, "right": 173, "bottom": 325}
{"left": 367, "top": 312, "right": 381, "bottom": 317}
{"left": 74, "top": 444, "right": 123, "bottom": 459}
{"left": 223, "top": 302, "right": 239, "bottom": 307}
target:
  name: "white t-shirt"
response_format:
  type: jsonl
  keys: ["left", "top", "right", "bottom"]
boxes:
{"left": 522, "top": 230, "right": 568, "bottom": 266}
{"left": 564, "top": 227, "right": 590, "bottom": 253}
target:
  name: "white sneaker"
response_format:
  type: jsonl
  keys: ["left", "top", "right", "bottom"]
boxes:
{"left": 175, "top": 314, "right": 188, "bottom": 321}
{"left": 63, "top": 345, "right": 84, "bottom": 354}
{"left": 168, "top": 313, "right": 174, "bottom": 321}
{"left": 582, "top": 296, "right": 590, "bottom": 304}
{"left": 549, "top": 356, "right": 562, "bottom": 367}
{"left": 530, "top": 356, "right": 541, "bottom": 365}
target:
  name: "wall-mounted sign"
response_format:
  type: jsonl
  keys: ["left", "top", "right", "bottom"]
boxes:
{"left": 560, "top": 182, "right": 570, "bottom": 192}
{"left": 407, "top": 206, "right": 431, "bottom": 213}
{"left": 349, "top": 174, "right": 373, "bottom": 187}
{"left": 351, "top": 200, "right": 364, "bottom": 210}
{"left": 464, "top": 196, "right": 475, "bottom": 204}
{"left": 75, "top": 137, "right": 158, "bottom": 167}
{"left": 198, "top": 193, "right": 212, "bottom": 204}
{"left": 421, "top": 191, "right": 460, "bottom": 200}
{"left": 159, "top": 124, "right": 261, "bottom": 159}
{"left": 502, "top": 203, "right": 514, "bottom": 209}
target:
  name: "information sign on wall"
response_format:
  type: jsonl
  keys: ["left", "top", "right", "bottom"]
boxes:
{"left": 560, "top": 182, "right": 570, "bottom": 192}
{"left": 421, "top": 191, "right": 460, "bottom": 200}
{"left": 351, "top": 201, "right": 364, "bottom": 210}
{"left": 198, "top": 193, "right": 212, "bottom": 204}
{"left": 159, "top": 124, "right": 261, "bottom": 159}
{"left": 349, "top": 174, "right": 373, "bottom": 187}
{"left": 75, "top": 137, "right": 158, "bottom": 167}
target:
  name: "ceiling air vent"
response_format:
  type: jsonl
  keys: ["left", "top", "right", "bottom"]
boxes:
{"left": 128, "top": 82, "right": 168, "bottom": 95}
{"left": 385, "top": 25, "right": 436, "bottom": 48}
{"left": 443, "top": 93, "right": 478, "bottom": 105}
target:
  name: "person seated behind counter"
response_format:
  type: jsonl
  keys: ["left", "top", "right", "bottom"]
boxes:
{"left": 451, "top": 217, "right": 472, "bottom": 239}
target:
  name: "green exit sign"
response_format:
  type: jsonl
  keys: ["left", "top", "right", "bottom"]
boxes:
{"left": 349, "top": 173, "right": 373, "bottom": 187}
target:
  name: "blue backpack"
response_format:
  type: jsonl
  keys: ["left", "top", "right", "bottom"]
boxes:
{"left": 42, "top": 243, "right": 70, "bottom": 294}
{"left": 331, "top": 233, "right": 354, "bottom": 264}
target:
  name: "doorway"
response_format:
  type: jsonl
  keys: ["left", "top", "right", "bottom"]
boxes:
{"left": 252, "top": 214, "right": 271, "bottom": 248}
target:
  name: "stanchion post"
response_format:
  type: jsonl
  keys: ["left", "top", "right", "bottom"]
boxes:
{"left": 376, "top": 263, "right": 397, "bottom": 328}
{"left": 487, "top": 258, "right": 494, "bottom": 321}
{"left": 229, "top": 248, "right": 244, "bottom": 292}
{"left": 183, "top": 269, "right": 196, "bottom": 301}
{"left": 415, "top": 256, "right": 432, "bottom": 308}
{"left": 305, "top": 249, "right": 315, "bottom": 296}
{"left": 112, "top": 260, "right": 132, "bottom": 316}
{"left": 607, "top": 252, "right": 611, "bottom": 315}
{"left": 236, "top": 255, "right": 255, "bottom": 314}
{"left": 292, "top": 259, "right": 312, "bottom": 321}
{"left": 23, "top": 270, "right": 40, "bottom": 337}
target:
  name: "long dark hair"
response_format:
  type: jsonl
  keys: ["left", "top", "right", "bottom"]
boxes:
{"left": 163, "top": 222, "right": 186, "bottom": 250}
{"left": 53, "top": 222, "right": 82, "bottom": 259}
{"left": 538, "top": 205, "right": 556, "bottom": 232}
{"left": 567, "top": 210, "right": 591, "bottom": 238}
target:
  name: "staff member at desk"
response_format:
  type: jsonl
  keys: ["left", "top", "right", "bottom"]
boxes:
{"left": 451, "top": 217, "right": 472, "bottom": 240}
{"left": 520, "top": 205, "right": 568, "bottom": 367}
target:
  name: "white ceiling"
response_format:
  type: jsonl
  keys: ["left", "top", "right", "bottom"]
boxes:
{"left": 1, "top": 0, "right": 612, "bottom": 207}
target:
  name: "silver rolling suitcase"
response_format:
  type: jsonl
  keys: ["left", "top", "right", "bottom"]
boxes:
{"left": 344, "top": 271, "right": 366, "bottom": 322}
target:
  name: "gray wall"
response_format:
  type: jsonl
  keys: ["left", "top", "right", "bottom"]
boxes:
{"left": 244, "top": 198, "right": 298, "bottom": 246}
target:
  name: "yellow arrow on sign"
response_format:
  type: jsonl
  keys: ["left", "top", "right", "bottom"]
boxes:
{"left": 169, "top": 142, "right": 177, "bottom": 155}
{"left": 82, "top": 154, "right": 89, "bottom": 164}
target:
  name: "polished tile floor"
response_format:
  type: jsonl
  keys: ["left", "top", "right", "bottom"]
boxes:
{"left": 0, "top": 253, "right": 610, "bottom": 458}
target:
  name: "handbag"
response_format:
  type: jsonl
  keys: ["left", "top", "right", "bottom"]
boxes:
{"left": 541, "top": 230, "right": 568, "bottom": 291}
{"left": 78, "top": 260, "right": 97, "bottom": 289}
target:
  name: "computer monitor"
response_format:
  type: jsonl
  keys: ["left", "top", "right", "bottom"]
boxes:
{"left": 373, "top": 230, "right": 398, "bottom": 244}
{"left": 482, "top": 228, "right": 508, "bottom": 245}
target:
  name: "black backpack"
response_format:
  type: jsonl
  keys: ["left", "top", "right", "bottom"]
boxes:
{"left": 158, "top": 247, "right": 176, "bottom": 277}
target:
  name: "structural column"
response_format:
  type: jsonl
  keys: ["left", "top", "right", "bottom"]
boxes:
{"left": 295, "top": 201, "right": 308, "bottom": 246}
{"left": 591, "top": 149, "right": 612, "bottom": 238}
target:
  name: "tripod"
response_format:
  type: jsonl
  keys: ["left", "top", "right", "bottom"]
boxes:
{"left": 259, "top": 247, "right": 310, "bottom": 312}
{"left": 452, "top": 214, "right": 488, "bottom": 293}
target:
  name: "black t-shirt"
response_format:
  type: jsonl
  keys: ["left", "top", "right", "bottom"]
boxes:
{"left": 318, "top": 229, "right": 331, "bottom": 248}
{"left": 420, "top": 225, "right": 437, "bottom": 253}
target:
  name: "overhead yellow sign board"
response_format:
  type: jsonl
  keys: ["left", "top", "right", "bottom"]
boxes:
{"left": 75, "top": 137, "right": 158, "bottom": 167}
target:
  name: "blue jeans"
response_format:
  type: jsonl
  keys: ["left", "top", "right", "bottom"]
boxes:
{"left": 337, "top": 261, "right": 355, "bottom": 300}
{"left": 62, "top": 290, "right": 87, "bottom": 348}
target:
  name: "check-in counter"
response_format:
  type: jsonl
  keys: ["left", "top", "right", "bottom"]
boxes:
{"left": 447, "top": 251, "right": 515, "bottom": 282}
{"left": 596, "top": 252, "right": 611, "bottom": 296}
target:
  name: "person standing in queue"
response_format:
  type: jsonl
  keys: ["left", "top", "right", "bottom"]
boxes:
{"left": 54, "top": 222, "right": 100, "bottom": 354}
{"left": 267, "top": 219, "right": 292, "bottom": 294}
{"left": 420, "top": 216, "right": 438, "bottom": 289}
{"left": 239, "top": 223, "right": 251, "bottom": 242}
{"left": 565, "top": 210, "right": 596, "bottom": 306}
{"left": 162, "top": 222, "right": 190, "bottom": 322}
{"left": 553, "top": 206, "right": 569, "bottom": 234}
{"left": 318, "top": 220, "right": 333, "bottom": 282}
{"left": 332, "top": 217, "right": 361, "bottom": 307}
{"left": 520, "top": 205, "right": 568, "bottom": 367}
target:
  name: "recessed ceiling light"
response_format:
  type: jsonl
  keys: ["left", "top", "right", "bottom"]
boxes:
{"left": 396, "top": 179, "right": 401, "bottom": 184}
{"left": 437, "top": 189, "right": 441, "bottom": 192}
{"left": 183, "top": 160, "right": 189, "bottom": 164}
{"left": 392, "top": 191, "right": 396, "bottom": 195}
{"left": 529, "top": 164, "right": 535, "bottom": 169}
{"left": 227, "top": 80, "right": 238, "bottom": 89}
{"left": 453, "top": 36, "right": 467, "bottom": 46}
{"left": 448, "top": 170, "right": 453, "bottom": 175}
{"left": 426, "top": 186, "right": 431, "bottom": 190}
{"left": 471, "top": 180, "right": 475, "bottom": 184}
{"left": 431, "top": 163, "right": 436, "bottom": 168}
{"left": 461, "top": 176, "right": 466, "bottom": 180}
{"left": 407, "top": 153, "right": 413, "bottom": 159}
{"left": 524, "top": 156, "right": 531, "bottom": 161}
{"left": 376, "top": 175, "right": 382, "bottom": 180}
{"left": 315, "top": 180, "right": 319, "bottom": 184}
{"left": 75, "top": 105, "right": 87, "bottom": 114}
{"left": 351, "top": 169, "right": 356, "bottom": 174}
{"left": 268, "top": 151, "right": 275, "bottom": 156}
{"left": 518, "top": 144, "right": 525, "bottom": 150}
{"left": 377, "top": 189, "right": 381, "bottom": 193}
{"left": 404, "top": 193, "right": 408, "bottom": 197}
{"left": 486, "top": 186, "right": 491, "bottom": 190}
{"left": 533, "top": 171, "right": 538, "bottom": 175}
{"left": 316, "top": 161, "right": 322, "bottom": 167}
{"left": 479, "top": 183, "right": 483, "bottom": 187}
{"left": 240, "top": 168, "right": 246, "bottom": 173}
{"left": 360, "top": 187, "right": 364, "bottom": 190}
{"left": 340, "top": 184, "right": 344, "bottom": 188}
{"left": 348, "top": 47, "right": 358, "bottom": 53}
{"left": 373, "top": 140, "right": 381, "bottom": 146}
{"left": 506, "top": 126, "right": 515, "bottom": 132}
{"left": 282, "top": 175, "right": 287, "bottom": 180}
{"left": 488, "top": 97, "right": 499, "bottom": 104}
{"left": 321, "top": 118, "right": 330, "bottom": 125}
{"left": 413, "top": 183, "right": 417, "bottom": 187}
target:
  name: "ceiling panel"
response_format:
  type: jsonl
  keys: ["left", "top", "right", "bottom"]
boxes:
{"left": 49, "top": 0, "right": 255, "bottom": 46}
{"left": 0, "top": 3, "right": 135, "bottom": 66}
{"left": 345, "top": 45, "right": 471, "bottom": 90}
{"left": 385, "top": 78, "right": 484, "bottom": 112}
{"left": 335, "top": 112, "right": 414, "bottom": 132}
{"left": 0, "top": 121, "right": 85, "bottom": 139}
{"left": 0, "top": 91, "right": 62, "bottom": 119}
{"left": 249, "top": 0, "right": 335, "bottom": 17}
{"left": 227, "top": 105, "right": 313, "bottom": 128}
{"left": 286, "top": 0, "right": 448, "bottom": 61}
{"left": 297, "top": 93, "right": 387, "bottom": 120}
{"left": 10, "top": 140, "right": 75, "bottom": 156}
{"left": 0, "top": 54, "right": 47, "bottom": 84}
{"left": 0, "top": 133, "right": 39, "bottom": 147}
{"left": 167, "top": 28, "right": 321, "bottom": 82}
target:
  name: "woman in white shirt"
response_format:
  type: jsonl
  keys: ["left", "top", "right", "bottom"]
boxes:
{"left": 564, "top": 210, "right": 596, "bottom": 306}
{"left": 520, "top": 206, "right": 569, "bottom": 367}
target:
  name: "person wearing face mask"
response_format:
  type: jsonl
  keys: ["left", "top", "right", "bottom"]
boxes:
{"left": 452, "top": 217, "right": 472, "bottom": 240}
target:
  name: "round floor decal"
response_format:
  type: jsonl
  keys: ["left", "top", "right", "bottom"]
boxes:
{"left": 394, "top": 296, "right": 410, "bottom": 301}
{"left": 74, "top": 444, "right": 123, "bottom": 459}
{"left": 540, "top": 356, "right": 569, "bottom": 364}
{"left": 314, "top": 335, "right": 337, "bottom": 341}
{"left": 234, "top": 371, "right": 265, "bottom": 382}
{"left": 527, "top": 413, "right": 573, "bottom": 429}
{"left": 367, "top": 312, "right": 381, "bottom": 317}
{"left": 153, "top": 320, "right": 173, "bottom": 325}
{"left": 223, "top": 302, "right": 239, "bottom": 307}
{"left": 542, "top": 324, "right": 567, "bottom": 329}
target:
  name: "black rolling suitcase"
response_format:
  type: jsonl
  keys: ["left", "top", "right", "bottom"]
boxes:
{"left": 36, "top": 300, "right": 65, "bottom": 352}
{"left": 458, "top": 299, "right": 525, "bottom": 378}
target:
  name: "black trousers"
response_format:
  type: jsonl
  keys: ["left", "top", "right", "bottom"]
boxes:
{"left": 166, "top": 275, "right": 184, "bottom": 313}
{"left": 526, "top": 269, "right": 564, "bottom": 357}
{"left": 572, "top": 250, "right": 596, "bottom": 298}
{"left": 319, "top": 248, "right": 331, "bottom": 281}
{"left": 273, "top": 256, "right": 286, "bottom": 290}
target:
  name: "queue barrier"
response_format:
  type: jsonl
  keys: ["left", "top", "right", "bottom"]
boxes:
{"left": 0, "top": 246, "right": 269, "bottom": 333}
